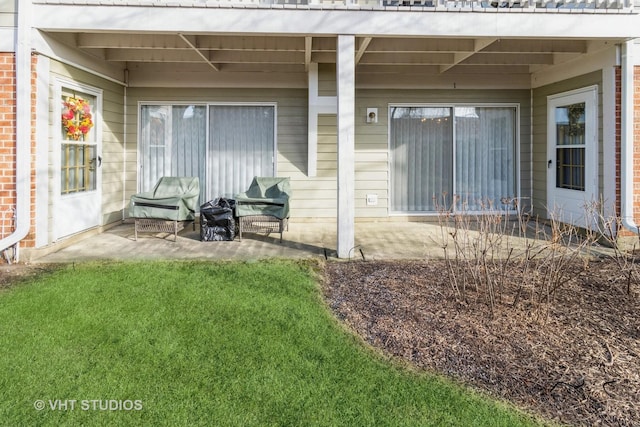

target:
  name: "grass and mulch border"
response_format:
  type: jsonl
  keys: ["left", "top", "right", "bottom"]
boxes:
{"left": 0, "top": 259, "right": 544, "bottom": 426}
{"left": 324, "top": 258, "right": 640, "bottom": 427}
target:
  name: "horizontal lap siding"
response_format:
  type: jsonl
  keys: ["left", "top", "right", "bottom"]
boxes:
{"left": 531, "top": 71, "right": 603, "bottom": 217}
{"left": 49, "top": 60, "right": 125, "bottom": 230}
{"left": 126, "top": 87, "right": 531, "bottom": 220}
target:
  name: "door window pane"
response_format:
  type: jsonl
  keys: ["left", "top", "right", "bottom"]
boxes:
{"left": 390, "top": 107, "right": 453, "bottom": 212}
{"left": 554, "top": 103, "right": 585, "bottom": 191}
{"left": 556, "top": 147, "right": 585, "bottom": 191}
{"left": 61, "top": 143, "right": 97, "bottom": 194}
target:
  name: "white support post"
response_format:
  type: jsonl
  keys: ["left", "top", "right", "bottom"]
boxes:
{"left": 336, "top": 35, "right": 355, "bottom": 259}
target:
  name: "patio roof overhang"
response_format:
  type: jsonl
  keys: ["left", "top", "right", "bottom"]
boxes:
{"left": 31, "top": 3, "right": 638, "bottom": 89}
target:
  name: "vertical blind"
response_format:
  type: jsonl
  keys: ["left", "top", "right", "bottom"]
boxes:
{"left": 208, "top": 105, "right": 275, "bottom": 199}
{"left": 390, "top": 107, "right": 453, "bottom": 211}
{"left": 390, "top": 105, "right": 516, "bottom": 213}
{"left": 139, "top": 105, "right": 207, "bottom": 204}
{"left": 140, "top": 104, "right": 275, "bottom": 205}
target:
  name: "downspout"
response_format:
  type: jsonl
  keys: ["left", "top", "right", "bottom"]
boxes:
{"left": 620, "top": 40, "right": 638, "bottom": 234}
{"left": 0, "top": 0, "right": 32, "bottom": 261}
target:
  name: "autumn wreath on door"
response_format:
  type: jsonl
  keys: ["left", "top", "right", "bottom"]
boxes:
{"left": 61, "top": 96, "right": 94, "bottom": 140}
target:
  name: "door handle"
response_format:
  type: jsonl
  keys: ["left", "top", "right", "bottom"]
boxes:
{"left": 98, "top": 156, "right": 102, "bottom": 167}
{"left": 547, "top": 159, "right": 552, "bottom": 168}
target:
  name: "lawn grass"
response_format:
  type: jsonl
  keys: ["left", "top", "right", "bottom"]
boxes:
{"left": 0, "top": 260, "right": 546, "bottom": 426}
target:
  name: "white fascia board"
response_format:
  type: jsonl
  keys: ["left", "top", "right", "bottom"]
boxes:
{"left": 33, "top": 5, "right": 640, "bottom": 39}
{"left": 634, "top": 38, "right": 640, "bottom": 65}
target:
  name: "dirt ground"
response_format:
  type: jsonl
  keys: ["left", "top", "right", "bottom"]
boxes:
{"left": 324, "top": 259, "right": 640, "bottom": 426}
{"left": 0, "top": 263, "right": 58, "bottom": 289}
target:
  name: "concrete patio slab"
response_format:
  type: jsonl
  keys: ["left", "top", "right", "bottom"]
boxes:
{"left": 28, "top": 218, "right": 612, "bottom": 264}
{"left": 31, "top": 220, "right": 449, "bottom": 264}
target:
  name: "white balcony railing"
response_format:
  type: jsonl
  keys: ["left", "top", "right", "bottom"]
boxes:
{"left": 34, "top": 0, "right": 637, "bottom": 12}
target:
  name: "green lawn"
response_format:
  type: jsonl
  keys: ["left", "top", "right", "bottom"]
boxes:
{"left": 0, "top": 260, "right": 546, "bottom": 426}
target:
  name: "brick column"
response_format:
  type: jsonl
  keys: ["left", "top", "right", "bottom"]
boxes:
{"left": 0, "top": 53, "right": 17, "bottom": 243}
{"left": 615, "top": 65, "right": 640, "bottom": 237}
{"left": 0, "top": 52, "right": 37, "bottom": 249}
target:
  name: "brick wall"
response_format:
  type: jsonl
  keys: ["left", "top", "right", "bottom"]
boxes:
{"left": 0, "top": 52, "right": 36, "bottom": 249}
{"left": 0, "top": 53, "right": 17, "bottom": 243}
{"left": 636, "top": 66, "right": 640, "bottom": 231}
{"left": 616, "top": 65, "right": 640, "bottom": 236}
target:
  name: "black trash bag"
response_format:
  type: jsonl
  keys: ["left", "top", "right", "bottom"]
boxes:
{"left": 200, "top": 198, "right": 237, "bottom": 241}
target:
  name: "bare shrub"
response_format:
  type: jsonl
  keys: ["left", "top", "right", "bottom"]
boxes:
{"left": 434, "top": 194, "right": 606, "bottom": 318}
{"left": 584, "top": 199, "right": 640, "bottom": 296}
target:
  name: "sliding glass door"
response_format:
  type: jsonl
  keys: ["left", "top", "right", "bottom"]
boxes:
{"left": 390, "top": 105, "right": 517, "bottom": 213}
{"left": 139, "top": 104, "right": 276, "bottom": 205}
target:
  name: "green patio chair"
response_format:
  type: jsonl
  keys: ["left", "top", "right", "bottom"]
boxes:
{"left": 235, "top": 177, "right": 291, "bottom": 242}
{"left": 129, "top": 176, "right": 199, "bottom": 241}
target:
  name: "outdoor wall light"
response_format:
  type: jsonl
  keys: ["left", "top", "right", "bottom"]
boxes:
{"left": 366, "top": 108, "right": 378, "bottom": 124}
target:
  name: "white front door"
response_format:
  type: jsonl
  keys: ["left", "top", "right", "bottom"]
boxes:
{"left": 55, "top": 84, "right": 102, "bottom": 240}
{"left": 546, "top": 86, "right": 597, "bottom": 228}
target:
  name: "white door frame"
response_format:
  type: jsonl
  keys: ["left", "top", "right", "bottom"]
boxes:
{"left": 53, "top": 79, "right": 103, "bottom": 240}
{"left": 546, "top": 85, "right": 598, "bottom": 228}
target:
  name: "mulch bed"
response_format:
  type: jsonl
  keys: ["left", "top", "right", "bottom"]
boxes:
{"left": 323, "top": 259, "right": 640, "bottom": 426}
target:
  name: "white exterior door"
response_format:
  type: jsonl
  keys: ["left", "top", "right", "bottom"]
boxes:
{"left": 55, "top": 83, "right": 102, "bottom": 240}
{"left": 546, "top": 86, "right": 597, "bottom": 228}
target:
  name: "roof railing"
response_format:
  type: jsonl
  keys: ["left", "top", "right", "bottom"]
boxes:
{"left": 33, "top": 0, "right": 636, "bottom": 12}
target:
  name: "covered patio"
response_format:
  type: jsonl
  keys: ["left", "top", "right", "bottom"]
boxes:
{"left": 1, "top": 1, "right": 633, "bottom": 263}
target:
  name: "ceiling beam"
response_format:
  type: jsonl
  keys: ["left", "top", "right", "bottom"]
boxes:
{"left": 482, "top": 39, "right": 588, "bottom": 53}
{"left": 208, "top": 50, "right": 305, "bottom": 64}
{"left": 77, "top": 33, "right": 187, "bottom": 49}
{"left": 359, "top": 52, "right": 454, "bottom": 65}
{"left": 366, "top": 38, "right": 476, "bottom": 53}
{"left": 355, "top": 37, "right": 372, "bottom": 64}
{"left": 305, "top": 36, "right": 312, "bottom": 72}
{"left": 357, "top": 64, "right": 532, "bottom": 74}
{"left": 179, "top": 34, "right": 219, "bottom": 71}
{"left": 461, "top": 52, "right": 555, "bottom": 65}
{"left": 105, "top": 49, "right": 203, "bottom": 62}
{"left": 440, "top": 38, "right": 497, "bottom": 73}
